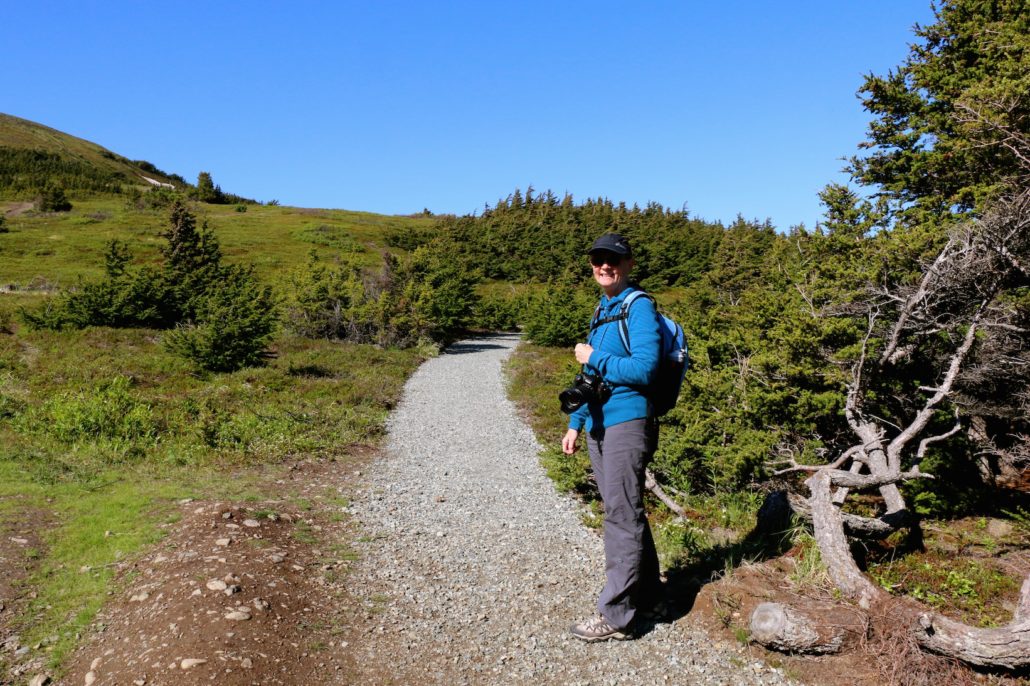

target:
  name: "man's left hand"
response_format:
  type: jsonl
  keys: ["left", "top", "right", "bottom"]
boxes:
{"left": 575, "top": 343, "right": 593, "bottom": 365}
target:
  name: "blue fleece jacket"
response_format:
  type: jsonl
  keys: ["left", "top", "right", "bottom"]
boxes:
{"left": 568, "top": 285, "right": 661, "bottom": 433}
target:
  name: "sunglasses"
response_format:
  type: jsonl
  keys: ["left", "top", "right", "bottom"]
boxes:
{"left": 590, "top": 252, "right": 625, "bottom": 267}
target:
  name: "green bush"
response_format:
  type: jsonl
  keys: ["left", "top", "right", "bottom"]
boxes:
{"left": 125, "top": 186, "right": 181, "bottom": 210}
{"left": 0, "top": 214, "right": 8, "bottom": 233}
{"left": 28, "top": 376, "right": 157, "bottom": 444}
{"left": 281, "top": 252, "right": 362, "bottom": 339}
{"left": 163, "top": 267, "right": 277, "bottom": 372}
{"left": 35, "top": 184, "right": 72, "bottom": 212}
{"left": 470, "top": 289, "right": 527, "bottom": 331}
{"left": 282, "top": 249, "right": 479, "bottom": 348}
{"left": 296, "top": 224, "right": 363, "bottom": 251}
{"left": 383, "top": 225, "right": 438, "bottom": 252}
{"left": 21, "top": 202, "right": 277, "bottom": 372}
{"left": 522, "top": 281, "right": 597, "bottom": 347}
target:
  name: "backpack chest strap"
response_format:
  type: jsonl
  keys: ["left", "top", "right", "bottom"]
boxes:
{"left": 589, "top": 291, "right": 654, "bottom": 353}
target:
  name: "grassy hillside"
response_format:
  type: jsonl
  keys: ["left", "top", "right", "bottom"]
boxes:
{"left": 0, "top": 113, "right": 184, "bottom": 193}
{"left": 1, "top": 196, "right": 438, "bottom": 289}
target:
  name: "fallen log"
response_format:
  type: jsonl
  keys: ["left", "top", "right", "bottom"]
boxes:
{"left": 750, "top": 601, "right": 865, "bottom": 654}
{"left": 914, "top": 575, "right": 1030, "bottom": 669}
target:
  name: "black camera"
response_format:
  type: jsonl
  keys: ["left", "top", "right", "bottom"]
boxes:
{"left": 559, "top": 373, "right": 612, "bottom": 414}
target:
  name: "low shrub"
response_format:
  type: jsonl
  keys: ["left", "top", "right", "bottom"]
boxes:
{"left": 282, "top": 248, "right": 479, "bottom": 348}
{"left": 522, "top": 280, "right": 596, "bottom": 347}
{"left": 295, "top": 224, "right": 363, "bottom": 251}
{"left": 470, "top": 289, "right": 527, "bottom": 331}
{"left": 21, "top": 202, "right": 278, "bottom": 372}
{"left": 35, "top": 184, "right": 72, "bottom": 212}
{"left": 27, "top": 376, "right": 157, "bottom": 444}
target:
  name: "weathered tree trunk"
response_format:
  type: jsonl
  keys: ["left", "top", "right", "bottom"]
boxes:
{"left": 914, "top": 575, "right": 1030, "bottom": 669}
{"left": 750, "top": 602, "right": 864, "bottom": 654}
{"left": 783, "top": 490, "right": 915, "bottom": 540}
{"left": 805, "top": 471, "right": 885, "bottom": 608}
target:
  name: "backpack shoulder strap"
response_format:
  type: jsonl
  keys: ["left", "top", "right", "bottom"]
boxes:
{"left": 616, "top": 290, "right": 655, "bottom": 353}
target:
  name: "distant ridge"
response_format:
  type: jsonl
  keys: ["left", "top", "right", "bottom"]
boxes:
{"left": 0, "top": 113, "right": 184, "bottom": 193}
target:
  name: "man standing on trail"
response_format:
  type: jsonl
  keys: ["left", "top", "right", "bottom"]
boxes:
{"left": 561, "top": 232, "right": 664, "bottom": 642}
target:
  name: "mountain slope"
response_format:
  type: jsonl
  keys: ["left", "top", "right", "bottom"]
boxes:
{"left": 0, "top": 113, "right": 183, "bottom": 194}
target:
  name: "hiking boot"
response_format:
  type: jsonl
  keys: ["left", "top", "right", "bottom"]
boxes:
{"left": 570, "top": 615, "right": 632, "bottom": 642}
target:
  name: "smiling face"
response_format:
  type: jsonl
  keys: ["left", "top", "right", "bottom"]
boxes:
{"left": 589, "top": 250, "right": 633, "bottom": 297}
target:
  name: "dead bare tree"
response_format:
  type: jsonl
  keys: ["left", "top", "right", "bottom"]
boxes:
{"left": 754, "top": 190, "right": 1030, "bottom": 667}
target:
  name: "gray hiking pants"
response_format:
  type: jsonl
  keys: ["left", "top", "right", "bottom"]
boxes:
{"left": 587, "top": 417, "right": 662, "bottom": 630}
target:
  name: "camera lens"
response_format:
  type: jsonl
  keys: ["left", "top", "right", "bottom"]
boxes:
{"left": 559, "top": 387, "right": 585, "bottom": 414}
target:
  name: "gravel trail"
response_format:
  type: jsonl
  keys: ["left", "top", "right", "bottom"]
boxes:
{"left": 351, "top": 334, "right": 792, "bottom": 685}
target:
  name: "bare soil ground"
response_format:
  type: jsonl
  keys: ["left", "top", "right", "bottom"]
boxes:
{"left": 2, "top": 202, "right": 33, "bottom": 217}
{"left": 0, "top": 504, "right": 54, "bottom": 684}
{"left": 2, "top": 458, "right": 384, "bottom": 686}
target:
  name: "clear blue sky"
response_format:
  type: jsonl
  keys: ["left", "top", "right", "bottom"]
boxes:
{"left": 5, "top": 1, "right": 936, "bottom": 229}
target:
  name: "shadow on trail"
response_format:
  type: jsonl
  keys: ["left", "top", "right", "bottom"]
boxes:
{"left": 443, "top": 334, "right": 520, "bottom": 355}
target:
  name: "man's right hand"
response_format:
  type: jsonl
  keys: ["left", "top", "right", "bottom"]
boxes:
{"left": 561, "top": 428, "right": 580, "bottom": 455}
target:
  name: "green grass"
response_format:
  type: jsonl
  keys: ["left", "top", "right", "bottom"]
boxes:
{"left": 867, "top": 519, "right": 1026, "bottom": 628}
{"left": 0, "top": 457, "right": 267, "bottom": 666}
{"left": 0, "top": 196, "right": 437, "bottom": 288}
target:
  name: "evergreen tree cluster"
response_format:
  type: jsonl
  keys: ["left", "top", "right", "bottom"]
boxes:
{"left": 187, "top": 171, "right": 257, "bottom": 205}
{"left": 440, "top": 0, "right": 1030, "bottom": 512}
{"left": 0, "top": 147, "right": 126, "bottom": 195}
{"left": 22, "top": 201, "right": 276, "bottom": 372}
{"left": 281, "top": 248, "right": 479, "bottom": 348}
{"left": 433, "top": 188, "right": 724, "bottom": 290}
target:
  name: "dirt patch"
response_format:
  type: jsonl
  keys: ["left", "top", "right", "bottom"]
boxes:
{"left": 0, "top": 504, "right": 55, "bottom": 683}
{"left": 50, "top": 458, "right": 377, "bottom": 686}
{"left": 2, "top": 202, "right": 33, "bottom": 217}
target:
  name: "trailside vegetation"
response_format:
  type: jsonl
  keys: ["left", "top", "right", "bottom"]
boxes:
{"left": 281, "top": 248, "right": 479, "bottom": 348}
{"left": 21, "top": 201, "right": 277, "bottom": 371}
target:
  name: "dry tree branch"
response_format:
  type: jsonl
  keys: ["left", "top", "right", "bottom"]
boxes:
{"left": 880, "top": 237, "right": 957, "bottom": 367}
{"left": 887, "top": 302, "right": 987, "bottom": 470}
{"left": 644, "top": 469, "right": 689, "bottom": 521}
{"left": 772, "top": 444, "right": 865, "bottom": 476}
{"left": 845, "top": 308, "right": 880, "bottom": 433}
{"left": 825, "top": 467, "right": 934, "bottom": 490}
{"left": 914, "top": 411, "right": 962, "bottom": 464}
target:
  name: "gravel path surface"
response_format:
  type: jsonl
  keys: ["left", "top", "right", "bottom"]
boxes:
{"left": 351, "top": 334, "right": 793, "bottom": 685}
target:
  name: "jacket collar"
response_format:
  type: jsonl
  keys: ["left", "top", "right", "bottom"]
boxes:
{"left": 600, "top": 284, "right": 636, "bottom": 309}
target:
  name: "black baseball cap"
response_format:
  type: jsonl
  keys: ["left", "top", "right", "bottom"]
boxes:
{"left": 587, "top": 233, "right": 632, "bottom": 258}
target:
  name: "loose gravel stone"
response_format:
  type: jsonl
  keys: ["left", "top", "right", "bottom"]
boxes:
{"left": 206, "top": 580, "right": 227, "bottom": 591}
{"left": 180, "top": 658, "right": 207, "bottom": 669}
{"left": 349, "top": 334, "right": 796, "bottom": 685}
